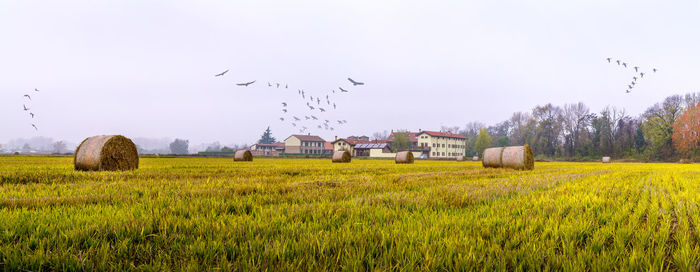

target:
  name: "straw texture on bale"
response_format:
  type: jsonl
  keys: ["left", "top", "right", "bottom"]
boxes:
{"left": 501, "top": 145, "right": 534, "bottom": 170}
{"left": 472, "top": 156, "right": 479, "bottom": 161}
{"left": 234, "top": 150, "right": 253, "bottom": 161}
{"left": 395, "top": 151, "right": 414, "bottom": 164}
{"left": 482, "top": 147, "right": 504, "bottom": 168}
{"left": 482, "top": 145, "right": 534, "bottom": 170}
{"left": 74, "top": 135, "right": 139, "bottom": 171}
{"left": 332, "top": 150, "right": 351, "bottom": 163}
{"left": 602, "top": 156, "right": 611, "bottom": 163}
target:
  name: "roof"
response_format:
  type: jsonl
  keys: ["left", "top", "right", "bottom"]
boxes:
{"left": 287, "top": 134, "right": 326, "bottom": 142}
{"left": 354, "top": 143, "right": 389, "bottom": 149}
{"left": 324, "top": 142, "right": 333, "bottom": 150}
{"left": 387, "top": 131, "right": 419, "bottom": 142}
{"left": 254, "top": 142, "right": 285, "bottom": 148}
{"left": 332, "top": 138, "right": 385, "bottom": 145}
{"left": 417, "top": 131, "right": 466, "bottom": 139}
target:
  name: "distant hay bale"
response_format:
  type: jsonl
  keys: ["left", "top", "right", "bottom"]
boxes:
{"left": 482, "top": 145, "right": 534, "bottom": 170}
{"left": 395, "top": 151, "right": 414, "bottom": 164}
{"left": 13, "top": 152, "right": 19, "bottom": 155}
{"left": 472, "top": 156, "right": 479, "bottom": 161}
{"left": 74, "top": 135, "right": 139, "bottom": 171}
{"left": 234, "top": 150, "right": 253, "bottom": 161}
{"left": 332, "top": 150, "right": 351, "bottom": 163}
{"left": 456, "top": 156, "right": 466, "bottom": 161}
{"left": 679, "top": 159, "right": 692, "bottom": 164}
{"left": 482, "top": 147, "right": 504, "bottom": 168}
{"left": 501, "top": 145, "right": 534, "bottom": 170}
{"left": 602, "top": 156, "right": 611, "bottom": 163}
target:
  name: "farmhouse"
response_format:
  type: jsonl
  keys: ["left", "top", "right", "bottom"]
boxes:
{"left": 284, "top": 134, "right": 326, "bottom": 154}
{"left": 250, "top": 142, "right": 285, "bottom": 156}
{"left": 416, "top": 131, "right": 466, "bottom": 158}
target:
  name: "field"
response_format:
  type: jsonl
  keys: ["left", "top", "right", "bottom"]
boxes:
{"left": 1, "top": 156, "right": 699, "bottom": 271}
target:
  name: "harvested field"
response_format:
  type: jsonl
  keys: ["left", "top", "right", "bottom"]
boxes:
{"left": 1, "top": 156, "right": 699, "bottom": 270}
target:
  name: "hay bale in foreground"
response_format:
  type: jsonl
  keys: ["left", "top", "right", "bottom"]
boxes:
{"left": 501, "top": 145, "right": 534, "bottom": 170}
{"left": 395, "top": 151, "right": 414, "bottom": 164}
{"left": 482, "top": 147, "right": 504, "bottom": 168}
{"left": 234, "top": 150, "right": 253, "bottom": 161}
{"left": 602, "top": 156, "right": 611, "bottom": 163}
{"left": 332, "top": 150, "right": 351, "bottom": 163}
{"left": 74, "top": 135, "right": 139, "bottom": 171}
{"left": 472, "top": 156, "right": 479, "bottom": 161}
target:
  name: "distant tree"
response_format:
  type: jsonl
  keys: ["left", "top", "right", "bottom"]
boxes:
{"left": 673, "top": 102, "right": 700, "bottom": 159}
{"left": 169, "top": 139, "right": 189, "bottom": 154}
{"left": 642, "top": 95, "right": 683, "bottom": 161}
{"left": 532, "top": 104, "right": 564, "bottom": 156}
{"left": 52, "top": 141, "right": 67, "bottom": 154}
{"left": 221, "top": 146, "right": 234, "bottom": 153}
{"left": 372, "top": 130, "right": 389, "bottom": 140}
{"left": 22, "top": 143, "right": 31, "bottom": 152}
{"left": 474, "top": 128, "right": 492, "bottom": 156}
{"left": 391, "top": 132, "right": 411, "bottom": 151}
{"left": 258, "top": 126, "right": 276, "bottom": 144}
{"left": 205, "top": 142, "right": 221, "bottom": 152}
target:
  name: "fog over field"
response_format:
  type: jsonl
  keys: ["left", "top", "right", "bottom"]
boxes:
{"left": 1, "top": 0, "right": 699, "bottom": 148}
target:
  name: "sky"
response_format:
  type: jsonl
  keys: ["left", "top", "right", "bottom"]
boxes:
{"left": 1, "top": 0, "right": 699, "bottom": 146}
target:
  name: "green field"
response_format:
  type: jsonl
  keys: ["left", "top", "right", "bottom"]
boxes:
{"left": 1, "top": 156, "right": 699, "bottom": 271}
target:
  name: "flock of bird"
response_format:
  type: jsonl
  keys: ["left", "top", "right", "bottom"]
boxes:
{"left": 215, "top": 70, "right": 364, "bottom": 134}
{"left": 21, "top": 89, "right": 40, "bottom": 131}
{"left": 605, "top": 57, "right": 658, "bottom": 93}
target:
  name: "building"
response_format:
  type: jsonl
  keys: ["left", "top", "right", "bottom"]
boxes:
{"left": 347, "top": 135, "right": 370, "bottom": 141}
{"left": 416, "top": 131, "right": 466, "bottom": 158}
{"left": 250, "top": 142, "right": 285, "bottom": 156}
{"left": 284, "top": 134, "right": 326, "bottom": 154}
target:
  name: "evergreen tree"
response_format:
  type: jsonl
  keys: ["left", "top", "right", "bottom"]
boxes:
{"left": 258, "top": 126, "right": 276, "bottom": 144}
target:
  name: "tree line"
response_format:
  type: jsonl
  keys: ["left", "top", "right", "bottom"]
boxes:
{"left": 451, "top": 93, "right": 699, "bottom": 162}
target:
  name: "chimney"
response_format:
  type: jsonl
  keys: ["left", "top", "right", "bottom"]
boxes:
{"left": 308, "top": 133, "right": 310, "bottom": 136}
{"left": 335, "top": 136, "right": 338, "bottom": 141}
{"left": 391, "top": 129, "right": 394, "bottom": 133}
{"left": 419, "top": 129, "right": 422, "bottom": 132}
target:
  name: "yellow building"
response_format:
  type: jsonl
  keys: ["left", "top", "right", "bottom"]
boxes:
{"left": 416, "top": 131, "right": 466, "bottom": 159}
{"left": 284, "top": 134, "right": 326, "bottom": 154}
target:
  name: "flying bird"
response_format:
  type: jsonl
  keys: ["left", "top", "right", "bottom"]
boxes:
{"left": 282, "top": 109, "right": 287, "bottom": 113}
{"left": 34, "top": 88, "right": 40, "bottom": 92}
{"left": 268, "top": 82, "right": 273, "bottom": 87}
{"left": 631, "top": 81, "right": 636, "bottom": 86}
{"left": 319, "top": 108, "right": 326, "bottom": 112}
{"left": 348, "top": 78, "right": 365, "bottom": 86}
{"left": 616, "top": 60, "right": 621, "bottom": 65}
{"left": 276, "top": 83, "right": 280, "bottom": 88}
{"left": 634, "top": 66, "right": 639, "bottom": 72}
{"left": 640, "top": 72, "right": 645, "bottom": 78}
{"left": 31, "top": 124, "right": 38, "bottom": 130}
{"left": 337, "top": 120, "right": 343, "bottom": 124}
{"left": 309, "top": 105, "right": 315, "bottom": 110}
{"left": 293, "top": 116, "right": 300, "bottom": 121}
{"left": 317, "top": 125, "right": 322, "bottom": 129}
{"left": 29, "top": 112, "right": 34, "bottom": 118}
{"left": 622, "top": 63, "right": 627, "bottom": 68}
{"left": 333, "top": 103, "right": 336, "bottom": 109}
{"left": 339, "top": 87, "right": 348, "bottom": 93}
{"left": 606, "top": 58, "right": 611, "bottom": 63}
{"left": 280, "top": 117, "right": 284, "bottom": 121}
{"left": 305, "top": 116, "right": 310, "bottom": 120}
{"left": 282, "top": 102, "right": 287, "bottom": 107}
{"left": 214, "top": 70, "right": 229, "bottom": 77}
{"left": 653, "top": 68, "right": 657, "bottom": 73}
{"left": 292, "top": 123, "right": 296, "bottom": 127}
{"left": 633, "top": 77, "right": 637, "bottom": 81}
{"left": 23, "top": 94, "right": 31, "bottom": 100}
{"left": 285, "top": 84, "right": 288, "bottom": 89}
{"left": 626, "top": 90, "right": 631, "bottom": 93}
{"left": 236, "top": 81, "right": 256, "bottom": 86}
{"left": 311, "top": 116, "right": 318, "bottom": 120}
{"left": 23, "top": 105, "right": 29, "bottom": 111}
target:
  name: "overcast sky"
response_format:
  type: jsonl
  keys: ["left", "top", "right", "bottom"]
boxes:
{"left": 1, "top": 0, "right": 698, "bottom": 145}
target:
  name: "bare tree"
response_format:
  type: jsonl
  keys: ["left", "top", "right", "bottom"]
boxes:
{"left": 372, "top": 130, "right": 389, "bottom": 141}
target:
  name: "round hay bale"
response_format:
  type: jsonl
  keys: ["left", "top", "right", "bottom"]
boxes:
{"left": 395, "top": 151, "right": 414, "bottom": 164}
{"left": 332, "top": 150, "right": 351, "bottom": 163}
{"left": 234, "top": 150, "right": 253, "bottom": 161}
{"left": 456, "top": 155, "right": 466, "bottom": 161}
{"left": 679, "top": 159, "right": 692, "bottom": 164}
{"left": 482, "top": 147, "right": 504, "bottom": 168}
{"left": 501, "top": 145, "right": 534, "bottom": 170}
{"left": 13, "top": 152, "right": 19, "bottom": 155}
{"left": 602, "top": 156, "right": 611, "bottom": 163}
{"left": 74, "top": 135, "right": 139, "bottom": 171}
{"left": 472, "top": 156, "right": 479, "bottom": 161}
